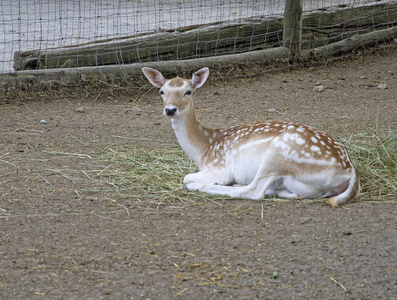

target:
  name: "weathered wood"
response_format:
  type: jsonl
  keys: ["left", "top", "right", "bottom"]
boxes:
{"left": 3, "top": 47, "right": 290, "bottom": 89}
{"left": 283, "top": 0, "right": 303, "bottom": 60}
{"left": 302, "top": 2, "right": 397, "bottom": 49}
{"left": 13, "top": 2, "right": 397, "bottom": 70}
{"left": 302, "top": 26, "right": 397, "bottom": 59}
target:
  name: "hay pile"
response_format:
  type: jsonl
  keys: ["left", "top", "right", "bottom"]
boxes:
{"left": 86, "top": 128, "right": 396, "bottom": 204}
{"left": 342, "top": 128, "right": 396, "bottom": 202}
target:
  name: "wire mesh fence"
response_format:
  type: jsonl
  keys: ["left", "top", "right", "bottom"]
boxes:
{"left": 1, "top": 0, "right": 396, "bottom": 78}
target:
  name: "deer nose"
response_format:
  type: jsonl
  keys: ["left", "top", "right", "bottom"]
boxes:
{"left": 164, "top": 107, "right": 177, "bottom": 116}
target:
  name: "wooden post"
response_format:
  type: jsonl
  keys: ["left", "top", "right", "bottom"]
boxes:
{"left": 283, "top": 0, "right": 303, "bottom": 61}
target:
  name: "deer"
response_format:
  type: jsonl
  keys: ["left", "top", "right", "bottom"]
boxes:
{"left": 142, "top": 67, "right": 360, "bottom": 207}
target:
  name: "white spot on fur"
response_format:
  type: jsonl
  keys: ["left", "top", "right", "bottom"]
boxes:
{"left": 310, "top": 145, "right": 321, "bottom": 152}
{"left": 282, "top": 134, "right": 290, "bottom": 142}
{"left": 296, "top": 137, "right": 305, "bottom": 145}
{"left": 282, "top": 133, "right": 300, "bottom": 142}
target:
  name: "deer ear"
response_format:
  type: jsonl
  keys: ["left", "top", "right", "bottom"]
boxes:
{"left": 191, "top": 67, "right": 209, "bottom": 90}
{"left": 142, "top": 67, "right": 165, "bottom": 88}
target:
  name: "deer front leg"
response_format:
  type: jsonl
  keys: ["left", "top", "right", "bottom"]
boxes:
{"left": 183, "top": 169, "right": 232, "bottom": 187}
{"left": 185, "top": 175, "right": 278, "bottom": 200}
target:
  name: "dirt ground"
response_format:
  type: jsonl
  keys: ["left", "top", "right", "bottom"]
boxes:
{"left": 1, "top": 48, "right": 396, "bottom": 299}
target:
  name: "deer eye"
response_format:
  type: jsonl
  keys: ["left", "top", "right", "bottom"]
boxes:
{"left": 159, "top": 89, "right": 165, "bottom": 96}
{"left": 184, "top": 90, "right": 192, "bottom": 97}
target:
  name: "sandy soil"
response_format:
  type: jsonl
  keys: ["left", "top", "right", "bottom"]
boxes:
{"left": 0, "top": 49, "right": 396, "bottom": 299}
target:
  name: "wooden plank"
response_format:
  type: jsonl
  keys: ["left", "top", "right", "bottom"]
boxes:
{"left": 3, "top": 47, "right": 290, "bottom": 89}
{"left": 302, "top": 26, "right": 397, "bottom": 58}
{"left": 302, "top": 2, "right": 397, "bottom": 49}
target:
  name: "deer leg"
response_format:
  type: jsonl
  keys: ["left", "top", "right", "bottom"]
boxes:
{"left": 185, "top": 175, "right": 278, "bottom": 200}
{"left": 183, "top": 169, "right": 232, "bottom": 186}
{"left": 275, "top": 190, "right": 300, "bottom": 199}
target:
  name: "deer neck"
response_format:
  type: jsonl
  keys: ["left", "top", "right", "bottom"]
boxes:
{"left": 170, "top": 106, "right": 216, "bottom": 167}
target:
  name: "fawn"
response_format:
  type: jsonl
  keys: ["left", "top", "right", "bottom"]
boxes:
{"left": 142, "top": 67, "right": 360, "bottom": 206}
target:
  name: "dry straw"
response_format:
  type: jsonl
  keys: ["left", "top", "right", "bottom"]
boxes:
{"left": 84, "top": 146, "right": 229, "bottom": 205}
{"left": 84, "top": 126, "right": 396, "bottom": 205}
{"left": 341, "top": 127, "right": 396, "bottom": 203}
